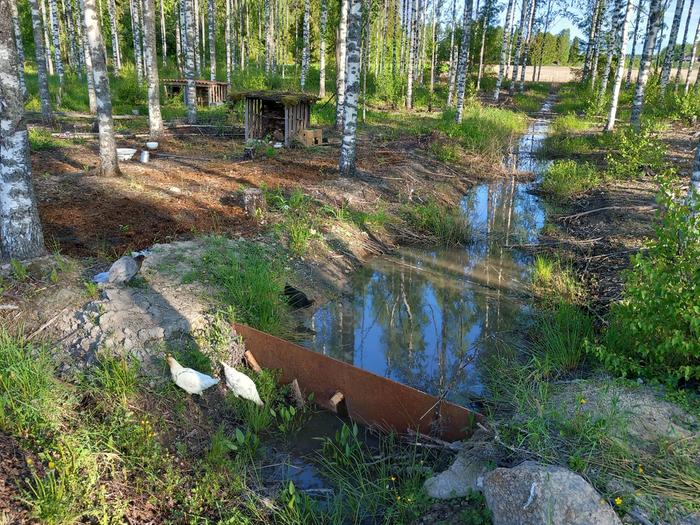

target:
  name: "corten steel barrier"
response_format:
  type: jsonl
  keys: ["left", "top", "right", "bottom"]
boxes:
{"left": 234, "top": 323, "right": 481, "bottom": 442}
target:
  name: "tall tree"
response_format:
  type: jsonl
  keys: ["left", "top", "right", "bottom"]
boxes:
{"left": 445, "top": 0, "right": 457, "bottom": 106}
{"left": 301, "top": 0, "right": 310, "bottom": 89}
{"left": 690, "top": 139, "right": 700, "bottom": 205}
{"left": 405, "top": 0, "right": 418, "bottom": 108}
{"left": 630, "top": 0, "right": 664, "bottom": 127}
{"left": 40, "top": 0, "right": 54, "bottom": 74}
{"left": 659, "top": 0, "right": 685, "bottom": 91}
{"left": 107, "top": 0, "right": 121, "bottom": 70}
{"left": 684, "top": 17, "right": 700, "bottom": 93}
{"left": 339, "top": 0, "right": 362, "bottom": 176}
{"left": 319, "top": 0, "right": 328, "bottom": 96}
{"left": 428, "top": 0, "right": 442, "bottom": 109}
{"left": 264, "top": 0, "right": 274, "bottom": 72}
{"left": 625, "top": 0, "right": 644, "bottom": 84}
{"left": 518, "top": 0, "right": 537, "bottom": 92}
{"left": 142, "top": 0, "right": 164, "bottom": 137}
{"left": 454, "top": 0, "right": 473, "bottom": 122}
{"left": 10, "top": 0, "right": 27, "bottom": 98}
{"left": 28, "top": 0, "right": 53, "bottom": 121}
{"left": 475, "top": 0, "right": 492, "bottom": 91}
{"left": 78, "top": 0, "right": 97, "bottom": 113}
{"left": 336, "top": 0, "right": 349, "bottom": 129}
{"left": 510, "top": 0, "right": 530, "bottom": 95}
{"left": 84, "top": 0, "right": 120, "bottom": 176}
{"left": 48, "top": 0, "right": 65, "bottom": 85}
{"left": 0, "top": 0, "right": 46, "bottom": 261}
{"left": 605, "top": 0, "right": 634, "bottom": 130}
{"left": 208, "top": 0, "right": 216, "bottom": 79}
{"left": 583, "top": 0, "right": 604, "bottom": 79}
{"left": 160, "top": 0, "right": 167, "bottom": 65}
{"left": 598, "top": 0, "right": 623, "bottom": 101}
{"left": 130, "top": 0, "right": 144, "bottom": 80}
{"left": 494, "top": 0, "right": 515, "bottom": 101}
{"left": 184, "top": 0, "right": 197, "bottom": 122}
{"left": 225, "top": 0, "right": 232, "bottom": 84}
{"left": 674, "top": 0, "right": 695, "bottom": 86}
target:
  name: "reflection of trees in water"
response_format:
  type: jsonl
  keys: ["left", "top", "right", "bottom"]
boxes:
{"left": 307, "top": 178, "right": 541, "bottom": 400}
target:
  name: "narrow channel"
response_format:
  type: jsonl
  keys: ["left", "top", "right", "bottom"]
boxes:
{"left": 300, "top": 96, "right": 555, "bottom": 406}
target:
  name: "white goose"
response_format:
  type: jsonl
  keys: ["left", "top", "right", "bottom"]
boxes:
{"left": 166, "top": 355, "right": 219, "bottom": 395}
{"left": 220, "top": 361, "right": 264, "bottom": 406}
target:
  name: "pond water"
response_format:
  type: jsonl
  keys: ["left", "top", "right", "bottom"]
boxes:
{"left": 300, "top": 96, "right": 554, "bottom": 406}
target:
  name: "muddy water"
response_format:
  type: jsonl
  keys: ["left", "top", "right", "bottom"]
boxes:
{"left": 301, "top": 97, "right": 554, "bottom": 405}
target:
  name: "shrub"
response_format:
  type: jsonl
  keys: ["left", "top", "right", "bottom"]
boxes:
{"left": 594, "top": 180, "right": 700, "bottom": 384}
{"left": 540, "top": 160, "right": 600, "bottom": 200}
{"left": 606, "top": 127, "right": 667, "bottom": 180}
{"left": 402, "top": 200, "right": 471, "bottom": 246}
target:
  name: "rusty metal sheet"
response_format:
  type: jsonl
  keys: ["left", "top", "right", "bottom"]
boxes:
{"left": 234, "top": 323, "right": 482, "bottom": 442}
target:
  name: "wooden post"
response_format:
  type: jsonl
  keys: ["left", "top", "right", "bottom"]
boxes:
{"left": 244, "top": 97, "right": 250, "bottom": 141}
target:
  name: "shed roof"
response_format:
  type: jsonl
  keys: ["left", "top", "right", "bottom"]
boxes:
{"left": 232, "top": 91, "right": 319, "bottom": 105}
{"left": 162, "top": 78, "right": 229, "bottom": 87}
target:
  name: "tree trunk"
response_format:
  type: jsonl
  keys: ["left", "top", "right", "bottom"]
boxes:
{"left": 107, "top": 0, "right": 121, "bottom": 71}
{"left": 142, "top": 0, "right": 164, "bottom": 137}
{"left": 405, "top": 0, "right": 417, "bottom": 108}
{"left": 0, "top": 0, "right": 46, "bottom": 261}
{"left": 10, "top": 0, "right": 27, "bottom": 98}
{"left": 361, "top": 0, "right": 369, "bottom": 120}
{"left": 160, "top": 0, "right": 167, "bottom": 65}
{"left": 176, "top": 0, "right": 183, "bottom": 72}
{"left": 689, "top": 139, "right": 700, "bottom": 206}
{"left": 583, "top": 0, "right": 603, "bottom": 79}
{"left": 518, "top": 0, "right": 536, "bottom": 93}
{"left": 605, "top": 0, "right": 634, "bottom": 130}
{"left": 184, "top": 0, "right": 197, "bottom": 122}
{"left": 78, "top": 0, "right": 97, "bottom": 112}
{"left": 535, "top": 0, "right": 553, "bottom": 80}
{"left": 225, "top": 0, "right": 232, "bottom": 84}
{"left": 62, "top": 0, "right": 81, "bottom": 73}
{"left": 208, "top": 0, "right": 216, "bottom": 80}
{"left": 391, "top": 0, "right": 399, "bottom": 76}
{"left": 301, "top": 0, "right": 310, "bottom": 89}
{"left": 625, "top": 0, "right": 643, "bottom": 85}
{"left": 659, "top": 0, "right": 685, "bottom": 91}
{"left": 476, "top": 0, "right": 491, "bottom": 91}
{"left": 674, "top": 0, "right": 695, "bottom": 86}
{"left": 84, "top": 0, "right": 120, "bottom": 176}
{"left": 685, "top": 18, "right": 700, "bottom": 93}
{"left": 599, "top": 0, "right": 623, "bottom": 101}
{"left": 493, "top": 0, "right": 515, "bottom": 100}
{"left": 510, "top": 0, "right": 529, "bottom": 94}
{"left": 319, "top": 0, "right": 328, "bottom": 96}
{"left": 40, "top": 0, "right": 55, "bottom": 74}
{"left": 336, "top": 0, "right": 349, "bottom": 129}
{"left": 338, "top": 0, "right": 362, "bottom": 176}
{"left": 589, "top": 0, "right": 605, "bottom": 87}
{"left": 193, "top": 0, "right": 200, "bottom": 75}
{"left": 28, "top": 0, "right": 53, "bottom": 121}
{"left": 445, "top": 0, "right": 457, "bottom": 105}
{"left": 454, "top": 0, "right": 473, "bottom": 122}
{"left": 264, "top": 0, "right": 274, "bottom": 73}
{"left": 48, "top": 0, "right": 65, "bottom": 84}
{"left": 130, "top": 0, "right": 144, "bottom": 81}
{"left": 630, "top": 0, "right": 664, "bottom": 127}
{"left": 428, "top": 0, "right": 441, "bottom": 109}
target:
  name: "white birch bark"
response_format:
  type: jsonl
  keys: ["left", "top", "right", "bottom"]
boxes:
{"left": 84, "top": 0, "right": 119, "bottom": 176}
{"left": 300, "top": 0, "right": 310, "bottom": 89}
{"left": 160, "top": 0, "right": 167, "bottom": 65}
{"left": 264, "top": 0, "right": 273, "bottom": 72}
{"left": 493, "top": 0, "right": 515, "bottom": 100}
{"left": 78, "top": 0, "right": 97, "bottom": 112}
{"left": 685, "top": 18, "right": 700, "bottom": 93}
{"left": 454, "top": 0, "right": 473, "bottom": 122}
{"left": 659, "top": 0, "right": 684, "bottom": 91}
{"left": 130, "top": 0, "right": 144, "bottom": 80}
{"left": 518, "top": 0, "right": 536, "bottom": 93}
{"left": 599, "top": 0, "right": 622, "bottom": 100}
{"left": 391, "top": 0, "right": 399, "bottom": 76}
{"left": 225, "top": 0, "right": 232, "bottom": 84}
{"left": 319, "top": 0, "right": 328, "bottom": 96}
{"left": 107, "top": 0, "right": 121, "bottom": 71}
{"left": 0, "top": 0, "right": 46, "bottom": 261}
{"left": 336, "top": 0, "right": 349, "bottom": 129}
{"left": 689, "top": 140, "right": 700, "bottom": 207}
{"left": 630, "top": 0, "right": 663, "bottom": 127}
{"left": 40, "top": 0, "right": 55, "bottom": 74}
{"left": 476, "top": 0, "right": 491, "bottom": 91}
{"left": 10, "top": 0, "right": 27, "bottom": 98}
{"left": 193, "top": 0, "right": 200, "bottom": 75}
{"left": 177, "top": 0, "right": 184, "bottom": 73}
{"left": 446, "top": 0, "right": 457, "bottom": 105}
{"left": 510, "top": 0, "right": 530, "bottom": 94}
{"left": 405, "top": 0, "right": 417, "bottom": 108}
{"left": 142, "top": 0, "right": 163, "bottom": 137}
{"left": 48, "top": 0, "right": 65, "bottom": 84}
{"left": 338, "top": 0, "right": 362, "bottom": 177}
{"left": 28, "top": 0, "right": 53, "bottom": 121}
{"left": 208, "top": 0, "right": 215, "bottom": 80}
{"left": 625, "top": 0, "right": 643, "bottom": 85}
{"left": 184, "top": 0, "right": 197, "bottom": 122}
{"left": 428, "top": 0, "right": 441, "bottom": 109}
{"left": 589, "top": 0, "right": 605, "bottom": 87}
{"left": 583, "top": 0, "right": 603, "bottom": 79}
{"left": 605, "top": 0, "right": 633, "bottom": 130}
{"left": 504, "top": 0, "right": 517, "bottom": 77}
{"left": 62, "top": 0, "right": 81, "bottom": 72}
{"left": 674, "top": 0, "right": 695, "bottom": 86}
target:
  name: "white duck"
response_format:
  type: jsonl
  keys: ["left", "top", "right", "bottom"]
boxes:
{"left": 166, "top": 355, "right": 219, "bottom": 395}
{"left": 220, "top": 361, "right": 264, "bottom": 406}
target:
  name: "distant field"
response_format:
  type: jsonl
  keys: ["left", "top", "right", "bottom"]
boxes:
{"left": 485, "top": 64, "right": 700, "bottom": 84}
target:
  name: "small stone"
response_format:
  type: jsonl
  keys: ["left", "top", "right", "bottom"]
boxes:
{"left": 168, "top": 186, "right": 182, "bottom": 195}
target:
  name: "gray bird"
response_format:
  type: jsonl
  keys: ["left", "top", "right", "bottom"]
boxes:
{"left": 107, "top": 254, "right": 145, "bottom": 284}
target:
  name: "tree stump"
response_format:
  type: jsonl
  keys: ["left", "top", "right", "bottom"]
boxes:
{"left": 242, "top": 188, "right": 266, "bottom": 218}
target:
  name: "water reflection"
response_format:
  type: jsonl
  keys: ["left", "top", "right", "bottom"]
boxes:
{"left": 301, "top": 96, "right": 553, "bottom": 404}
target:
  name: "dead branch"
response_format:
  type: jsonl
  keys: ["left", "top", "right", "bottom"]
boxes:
{"left": 558, "top": 205, "right": 656, "bottom": 221}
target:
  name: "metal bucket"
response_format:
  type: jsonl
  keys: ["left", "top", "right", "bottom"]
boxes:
{"left": 139, "top": 150, "right": 150, "bottom": 163}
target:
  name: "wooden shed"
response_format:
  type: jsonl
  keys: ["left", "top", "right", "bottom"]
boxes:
{"left": 162, "top": 79, "right": 229, "bottom": 106}
{"left": 240, "top": 92, "right": 318, "bottom": 146}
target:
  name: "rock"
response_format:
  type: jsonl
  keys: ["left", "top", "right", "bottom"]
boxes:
{"left": 423, "top": 428, "right": 499, "bottom": 499}
{"left": 242, "top": 188, "right": 266, "bottom": 218}
{"left": 482, "top": 461, "right": 622, "bottom": 525}
{"left": 107, "top": 255, "right": 145, "bottom": 285}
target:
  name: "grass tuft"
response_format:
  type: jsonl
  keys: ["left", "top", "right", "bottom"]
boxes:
{"left": 540, "top": 160, "right": 601, "bottom": 201}
{"left": 402, "top": 200, "right": 471, "bottom": 246}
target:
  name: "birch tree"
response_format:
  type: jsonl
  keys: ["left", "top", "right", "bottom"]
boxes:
{"left": 583, "top": 0, "right": 604, "bottom": 79}
{"left": 160, "top": 0, "right": 167, "bottom": 65}
{"left": 405, "top": 0, "right": 418, "bottom": 108}
{"left": 130, "top": 0, "right": 144, "bottom": 81}
{"left": 493, "top": 0, "right": 515, "bottom": 101}
{"left": 518, "top": 0, "right": 537, "bottom": 93}
{"left": 107, "top": 0, "right": 121, "bottom": 70}
{"left": 300, "top": 0, "right": 310, "bottom": 89}
{"left": 28, "top": 0, "right": 53, "bottom": 121}
{"left": 78, "top": 0, "right": 97, "bottom": 113}
{"left": 319, "top": 0, "right": 328, "bottom": 96}
{"left": 510, "top": 0, "right": 530, "bottom": 95}
{"left": 626, "top": 0, "right": 644, "bottom": 85}
{"left": 84, "top": 0, "right": 119, "bottom": 176}
{"left": 184, "top": 0, "right": 197, "bottom": 122}
{"left": 48, "top": 0, "right": 65, "bottom": 85}
{"left": 598, "top": 0, "right": 622, "bottom": 101}
{"left": 142, "top": 0, "right": 164, "bottom": 137}
{"left": 336, "top": 0, "right": 349, "bottom": 129}
{"left": 0, "top": 0, "right": 46, "bottom": 261}
{"left": 445, "top": 0, "right": 457, "bottom": 106}
{"left": 208, "top": 0, "right": 216, "bottom": 80}
{"left": 264, "top": 0, "right": 274, "bottom": 72}
{"left": 338, "top": 0, "right": 362, "bottom": 177}
{"left": 630, "top": 0, "right": 664, "bottom": 128}
{"left": 690, "top": 140, "right": 700, "bottom": 206}
{"left": 475, "top": 0, "right": 492, "bottom": 91}
{"left": 674, "top": 0, "right": 695, "bottom": 86}
{"left": 40, "top": 0, "right": 54, "bottom": 74}
{"left": 659, "top": 0, "right": 684, "bottom": 91}
{"left": 605, "top": 0, "right": 634, "bottom": 130}
{"left": 225, "top": 0, "right": 232, "bottom": 83}
{"left": 454, "top": 0, "right": 473, "bottom": 122}
{"left": 10, "top": 0, "right": 27, "bottom": 98}
{"left": 684, "top": 18, "right": 700, "bottom": 93}
{"left": 428, "top": 0, "right": 442, "bottom": 108}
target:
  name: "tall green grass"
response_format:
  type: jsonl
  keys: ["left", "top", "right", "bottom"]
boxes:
{"left": 402, "top": 200, "right": 471, "bottom": 246}
{"left": 540, "top": 160, "right": 601, "bottom": 201}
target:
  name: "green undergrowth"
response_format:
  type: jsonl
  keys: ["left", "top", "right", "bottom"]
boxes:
{"left": 28, "top": 128, "right": 70, "bottom": 151}
{"left": 512, "top": 82, "right": 551, "bottom": 113}
{"left": 402, "top": 199, "right": 471, "bottom": 246}
{"left": 540, "top": 160, "right": 601, "bottom": 201}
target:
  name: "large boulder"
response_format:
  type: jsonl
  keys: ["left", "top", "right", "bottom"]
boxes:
{"left": 482, "top": 461, "right": 622, "bottom": 525}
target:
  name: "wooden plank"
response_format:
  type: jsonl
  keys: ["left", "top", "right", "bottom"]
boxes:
{"left": 244, "top": 98, "right": 250, "bottom": 141}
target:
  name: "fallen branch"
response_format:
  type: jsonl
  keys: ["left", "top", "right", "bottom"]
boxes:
{"left": 406, "top": 429, "right": 463, "bottom": 452}
{"left": 558, "top": 205, "right": 656, "bottom": 221}
{"left": 0, "top": 304, "right": 19, "bottom": 311}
